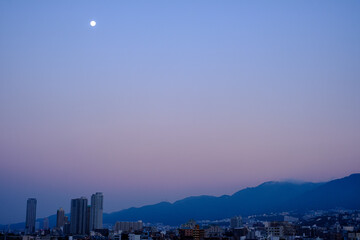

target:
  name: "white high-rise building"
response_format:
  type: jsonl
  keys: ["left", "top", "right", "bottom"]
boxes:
{"left": 90, "top": 192, "right": 103, "bottom": 230}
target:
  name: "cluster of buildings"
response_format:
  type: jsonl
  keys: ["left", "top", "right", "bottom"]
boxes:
{"left": 2, "top": 197, "right": 360, "bottom": 240}
{"left": 170, "top": 211, "right": 360, "bottom": 240}
{"left": 23, "top": 192, "right": 103, "bottom": 236}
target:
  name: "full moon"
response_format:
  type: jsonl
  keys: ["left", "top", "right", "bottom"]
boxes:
{"left": 90, "top": 21, "right": 96, "bottom": 27}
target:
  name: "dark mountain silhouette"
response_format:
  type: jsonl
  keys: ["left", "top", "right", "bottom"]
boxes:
{"left": 2, "top": 173, "right": 359, "bottom": 229}
{"left": 291, "top": 173, "right": 360, "bottom": 211}
{"left": 101, "top": 183, "right": 319, "bottom": 225}
{"left": 102, "top": 173, "right": 360, "bottom": 225}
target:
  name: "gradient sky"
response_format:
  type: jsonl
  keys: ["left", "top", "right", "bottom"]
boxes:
{"left": 0, "top": 0, "right": 360, "bottom": 225}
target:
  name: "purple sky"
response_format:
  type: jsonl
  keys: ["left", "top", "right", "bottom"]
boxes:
{"left": 0, "top": 0, "right": 360, "bottom": 224}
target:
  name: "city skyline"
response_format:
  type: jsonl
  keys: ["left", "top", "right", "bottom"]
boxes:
{"left": 1, "top": 172, "right": 359, "bottom": 227}
{"left": 1, "top": 0, "right": 360, "bottom": 225}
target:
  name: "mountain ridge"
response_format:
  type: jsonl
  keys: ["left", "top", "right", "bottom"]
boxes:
{"left": 103, "top": 173, "right": 359, "bottom": 225}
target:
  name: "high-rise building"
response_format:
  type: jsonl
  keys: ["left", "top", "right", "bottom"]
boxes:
{"left": 90, "top": 192, "right": 103, "bottom": 230}
{"left": 57, "top": 208, "right": 65, "bottom": 228}
{"left": 25, "top": 198, "right": 37, "bottom": 234}
{"left": 70, "top": 197, "right": 88, "bottom": 235}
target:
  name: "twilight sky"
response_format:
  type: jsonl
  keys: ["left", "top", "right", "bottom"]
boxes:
{"left": 0, "top": 0, "right": 360, "bottom": 225}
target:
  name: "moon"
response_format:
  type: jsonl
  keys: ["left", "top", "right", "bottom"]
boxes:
{"left": 90, "top": 20, "right": 96, "bottom": 27}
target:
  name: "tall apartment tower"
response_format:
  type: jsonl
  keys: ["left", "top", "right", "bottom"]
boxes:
{"left": 70, "top": 197, "right": 88, "bottom": 235}
{"left": 25, "top": 198, "right": 37, "bottom": 234}
{"left": 90, "top": 192, "right": 103, "bottom": 230}
{"left": 56, "top": 207, "right": 65, "bottom": 228}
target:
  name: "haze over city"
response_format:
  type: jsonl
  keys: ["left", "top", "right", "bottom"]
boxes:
{"left": 0, "top": 0, "right": 360, "bottom": 225}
